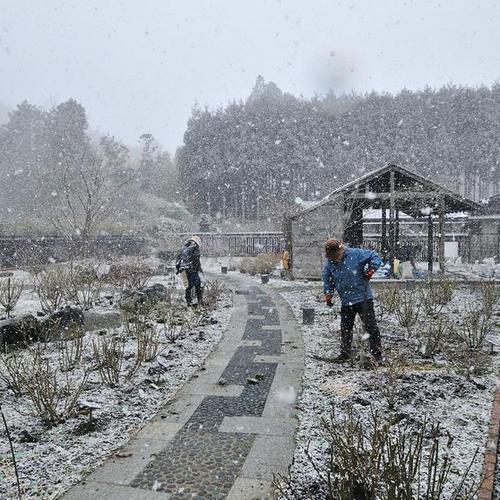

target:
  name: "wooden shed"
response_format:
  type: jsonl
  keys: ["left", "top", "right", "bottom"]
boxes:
{"left": 285, "top": 164, "right": 481, "bottom": 279}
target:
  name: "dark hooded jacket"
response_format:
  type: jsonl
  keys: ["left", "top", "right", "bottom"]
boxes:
{"left": 176, "top": 240, "right": 202, "bottom": 273}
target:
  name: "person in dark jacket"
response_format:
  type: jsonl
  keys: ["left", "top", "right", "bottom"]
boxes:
{"left": 322, "top": 238, "right": 383, "bottom": 362}
{"left": 176, "top": 236, "right": 204, "bottom": 306}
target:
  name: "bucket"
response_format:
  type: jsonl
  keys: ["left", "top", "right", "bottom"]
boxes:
{"left": 302, "top": 308, "right": 315, "bottom": 325}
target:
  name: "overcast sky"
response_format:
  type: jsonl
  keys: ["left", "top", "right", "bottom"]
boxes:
{"left": 1, "top": 0, "right": 499, "bottom": 153}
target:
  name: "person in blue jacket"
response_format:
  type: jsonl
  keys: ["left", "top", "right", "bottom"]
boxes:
{"left": 322, "top": 238, "right": 383, "bottom": 362}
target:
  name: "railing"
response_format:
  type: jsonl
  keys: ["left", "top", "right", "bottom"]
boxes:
{"left": 177, "top": 232, "right": 286, "bottom": 257}
{"left": 363, "top": 236, "right": 469, "bottom": 261}
{"left": 0, "top": 232, "right": 287, "bottom": 267}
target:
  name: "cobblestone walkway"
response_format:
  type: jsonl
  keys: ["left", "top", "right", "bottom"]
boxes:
{"left": 63, "top": 278, "right": 303, "bottom": 500}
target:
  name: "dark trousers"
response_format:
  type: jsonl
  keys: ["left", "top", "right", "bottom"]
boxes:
{"left": 185, "top": 271, "right": 203, "bottom": 305}
{"left": 340, "top": 299, "right": 381, "bottom": 357}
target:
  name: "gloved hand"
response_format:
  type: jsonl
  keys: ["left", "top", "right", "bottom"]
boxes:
{"left": 325, "top": 293, "right": 333, "bottom": 307}
{"left": 364, "top": 267, "right": 375, "bottom": 281}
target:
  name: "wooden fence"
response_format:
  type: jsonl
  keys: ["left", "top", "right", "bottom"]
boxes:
{"left": 176, "top": 232, "right": 286, "bottom": 257}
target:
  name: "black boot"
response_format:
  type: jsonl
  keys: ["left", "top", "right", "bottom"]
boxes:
{"left": 196, "top": 288, "right": 204, "bottom": 306}
{"left": 333, "top": 351, "right": 351, "bottom": 362}
{"left": 185, "top": 289, "right": 192, "bottom": 306}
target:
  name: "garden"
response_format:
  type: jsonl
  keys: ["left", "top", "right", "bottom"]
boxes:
{"left": 0, "top": 258, "right": 230, "bottom": 499}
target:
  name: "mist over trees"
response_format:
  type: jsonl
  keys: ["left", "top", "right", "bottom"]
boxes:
{"left": 2, "top": 79, "right": 499, "bottom": 237}
{"left": 178, "top": 76, "right": 500, "bottom": 221}
{"left": 0, "top": 99, "right": 190, "bottom": 238}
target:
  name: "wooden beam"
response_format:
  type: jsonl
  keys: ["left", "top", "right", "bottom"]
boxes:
{"left": 389, "top": 171, "right": 395, "bottom": 276}
{"left": 438, "top": 197, "right": 445, "bottom": 273}
{"left": 428, "top": 213, "right": 434, "bottom": 273}
{"left": 349, "top": 191, "right": 441, "bottom": 200}
{"left": 381, "top": 208, "right": 387, "bottom": 258}
{"left": 395, "top": 208, "right": 400, "bottom": 253}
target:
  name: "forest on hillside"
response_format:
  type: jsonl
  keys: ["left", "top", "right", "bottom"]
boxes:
{"left": 2, "top": 79, "right": 500, "bottom": 236}
{"left": 178, "top": 77, "right": 500, "bottom": 221}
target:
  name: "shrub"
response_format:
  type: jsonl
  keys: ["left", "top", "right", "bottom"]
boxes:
{"left": 0, "top": 277, "right": 24, "bottom": 318}
{"left": 418, "top": 281, "right": 445, "bottom": 317}
{"left": 135, "top": 324, "right": 161, "bottom": 364}
{"left": 107, "top": 260, "right": 153, "bottom": 294}
{"left": 376, "top": 285, "right": 399, "bottom": 319}
{"left": 1, "top": 346, "right": 89, "bottom": 425}
{"left": 67, "top": 263, "right": 103, "bottom": 310}
{"left": 394, "top": 291, "right": 420, "bottom": 335}
{"left": 478, "top": 280, "right": 500, "bottom": 318}
{"left": 92, "top": 333, "right": 125, "bottom": 387}
{"left": 380, "top": 351, "right": 407, "bottom": 410}
{"left": 57, "top": 336, "right": 85, "bottom": 372}
{"left": 0, "top": 351, "right": 28, "bottom": 395}
{"left": 33, "top": 266, "right": 69, "bottom": 313}
{"left": 274, "top": 406, "right": 479, "bottom": 499}
{"left": 203, "top": 279, "right": 226, "bottom": 309}
{"left": 154, "top": 303, "right": 186, "bottom": 343}
{"left": 432, "top": 276, "right": 456, "bottom": 305}
{"left": 254, "top": 252, "right": 281, "bottom": 275}
{"left": 456, "top": 307, "right": 490, "bottom": 350}
{"left": 446, "top": 346, "right": 491, "bottom": 378}
{"left": 418, "top": 316, "right": 451, "bottom": 358}
{"left": 239, "top": 257, "right": 256, "bottom": 275}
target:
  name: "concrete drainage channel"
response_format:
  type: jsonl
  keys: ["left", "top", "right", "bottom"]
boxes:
{"left": 63, "top": 275, "right": 304, "bottom": 500}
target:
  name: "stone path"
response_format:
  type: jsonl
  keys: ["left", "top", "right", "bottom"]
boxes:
{"left": 63, "top": 277, "right": 303, "bottom": 499}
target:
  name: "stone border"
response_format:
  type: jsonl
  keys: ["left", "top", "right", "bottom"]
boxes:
{"left": 479, "top": 376, "right": 500, "bottom": 500}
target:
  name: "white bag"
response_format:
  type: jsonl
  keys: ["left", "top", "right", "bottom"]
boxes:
{"left": 401, "top": 261, "right": 413, "bottom": 279}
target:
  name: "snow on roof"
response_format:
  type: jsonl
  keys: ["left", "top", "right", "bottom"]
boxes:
{"left": 290, "top": 163, "right": 481, "bottom": 220}
{"left": 364, "top": 209, "right": 469, "bottom": 219}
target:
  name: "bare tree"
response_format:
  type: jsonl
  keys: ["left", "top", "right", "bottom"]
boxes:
{"left": 49, "top": 145, "right": 132, "bottom": 252}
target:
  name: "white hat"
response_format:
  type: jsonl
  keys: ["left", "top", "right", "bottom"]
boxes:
{"left": 190, "top": 235, "right": 201, "bottom": 246}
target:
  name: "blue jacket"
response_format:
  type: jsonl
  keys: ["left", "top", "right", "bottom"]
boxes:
{"left": 322, "top": 247, "right": 382, "bottom": 306}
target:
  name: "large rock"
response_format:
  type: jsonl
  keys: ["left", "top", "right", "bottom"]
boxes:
{"left": 119, "top": 283, "right": 168, "bottom": 313}
{"left": 41, "top": 306, "right": 85, "bottom": 340}
{"left": 0, "top": 314, "right": 41, "bottom": 348}
{"left": 84, "top": 309, "right": 122, "bottom": 331}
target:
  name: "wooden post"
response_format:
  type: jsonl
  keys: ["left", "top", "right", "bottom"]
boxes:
{"left": 395, "top": 208, "right": 400, "bottom": 258}
{"left": 428, "top": 213, "right": 434, "bottom": 273}
{"left": 381, "top": 207, "right": 387, "bottom": 258}
{"left": 283, "top": 216, "right": 293, "bottom": 276}
{"left": 389, "top": 171, "right": 395, "bottom": 276}
{"left": 438, "top": 197, "right": 445, "bottom": 273}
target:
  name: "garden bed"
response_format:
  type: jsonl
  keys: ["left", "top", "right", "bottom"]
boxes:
{"left": 0, "top": 260, "right": 231, "bottom": 499}
{"left": 270, "top": 278, "right": 499, "bottom": 498}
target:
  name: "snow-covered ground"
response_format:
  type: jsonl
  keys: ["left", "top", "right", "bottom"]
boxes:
{"left": 0, "top": 269, "right": 232, "bottom": 499}
{"left": 221, "top": 262, "right": 499, "bottom": 498}
{"left": 275, "top": 283, "right": 497, "bottom": 497}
